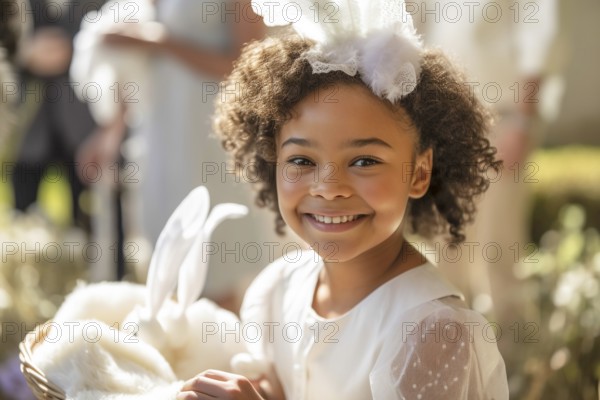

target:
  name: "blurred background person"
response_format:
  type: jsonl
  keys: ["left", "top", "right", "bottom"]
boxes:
{"left": 76, "top": 0, "right": 284, "bottom": 311}
{"left": 414, "top": 0, "right": 559, "bottom": 345}
{"left": 8, "top": 0, "right": 103, "bottom": 231}
{"left": 0, "top": 0, "right": 25, "bottom": 153}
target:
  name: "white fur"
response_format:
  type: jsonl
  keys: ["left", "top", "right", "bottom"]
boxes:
{"left": 172, "top": 299, "right": 248, "bottom": 380}
{"left": 358, "top": 28, "right": 422, "bottom": 101}
{"left": 36, "top": 187, "right": 268, "bottom": 397}
{"left": 53, "top": 282, "right": 254, "bottom": 381}
{"left": 121, "top": 298, "right": 250, "bottom": 380}
{"left": 32, "top": 321, "right": 182, "bottom": 399}
{"left": 54, "top": 281, "right": 146, "bottom": 327}
{"left": 251, "top": 0, "right": 424, "bottom": 101}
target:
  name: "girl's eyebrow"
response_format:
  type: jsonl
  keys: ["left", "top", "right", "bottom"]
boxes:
{"left": 281, "top": 137, "right": 393, "bottom": 149}
{"left": 280, "top": 137, "right": 314, "bottom": 148}
{"left": 344, "top": 138, "right": 393, "bottom": 149}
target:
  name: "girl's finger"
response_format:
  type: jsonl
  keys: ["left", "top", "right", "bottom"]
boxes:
{"left": 176, "top": 390, "right": 217, "bottom": 400}
{"left": 179, "top": 370, "right": 260, "bottom": 399}
{"left": 180, "top": 375, "right": 225, "bottom": 396}
{"left": 201, "top": 369, "right": 240, "bottom": 381}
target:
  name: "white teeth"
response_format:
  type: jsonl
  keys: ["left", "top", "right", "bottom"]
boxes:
{"left": 312, "top": 214, "right": 360, "bottom": 224}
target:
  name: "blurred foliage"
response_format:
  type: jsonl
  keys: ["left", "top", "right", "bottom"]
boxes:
{"left": 506, "top": 146, "right": 600, "bottom": 399}
{"left": 0, "top": 208, "right": 87, "bottom": 399}
{"left": 529, "top": 146, "right": 600, "bottom": 243}
{"left": 511, "top": 204, "right": 600, "bottom": 399}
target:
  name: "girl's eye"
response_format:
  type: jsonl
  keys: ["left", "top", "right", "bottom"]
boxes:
{"left": 352, "top": 157, "right": 380, "bottom": 167}
{"left": 287, "top": 157, "right": 314, "bottom": 166}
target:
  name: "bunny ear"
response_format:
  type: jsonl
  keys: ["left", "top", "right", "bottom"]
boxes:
{"left": 252, "top": 0, "right": 422, "bottom": 101}
{"left": 144, "top": 186, "right": 211, "bottom": 317}
{"left": 251, "top": 0, "right": 360, "bottom": 43}
{"left": 145, "top": 231, "right": 180, "bottom": 317}
{"left": 180, "top": 186, "right": 210, "bottom": 240}
{"left": 203, "top": 204, "right": 249, "bottom": 240}
{"left": 174, "top": 203, "right": 248, "bottom": 315}
{"left": 175, "top": 233, "right": 209, "bottom": 315}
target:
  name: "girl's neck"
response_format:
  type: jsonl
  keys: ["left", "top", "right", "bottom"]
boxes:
{"left": 312, "top": 231, "right": 427, "bottom": 319}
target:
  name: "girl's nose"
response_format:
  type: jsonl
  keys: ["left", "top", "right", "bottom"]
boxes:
{"left": 309, "top": 162, "right": 352, "bottom": 200}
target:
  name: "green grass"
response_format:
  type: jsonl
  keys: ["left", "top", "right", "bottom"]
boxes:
{"left": 0, "top": 168, "right": 72, "bottom": 226}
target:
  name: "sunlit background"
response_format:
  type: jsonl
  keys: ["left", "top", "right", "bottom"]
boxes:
{"left": 1, "top": 1, "right": 600, "bottom": 399}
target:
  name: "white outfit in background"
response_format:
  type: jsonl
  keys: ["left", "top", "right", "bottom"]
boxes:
{"left": 133, "top": 0, "right": 283, "bottom": 297}
{"left": 415, "top": 0, "right": 558, "bottom": 113}
{"left": 241, "top": 250, "right": 509, "bottom": 400}
{"left": 415, "top": 0, "right": 558, "bottom": 328}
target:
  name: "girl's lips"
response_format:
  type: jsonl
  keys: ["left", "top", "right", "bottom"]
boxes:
{"left": 303, "top": 213, "right": 367, "bottom": 233}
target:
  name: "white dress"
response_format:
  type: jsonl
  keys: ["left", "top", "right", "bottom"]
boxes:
{"left": 241, "top": 250, "right": 509, "bottom": 399}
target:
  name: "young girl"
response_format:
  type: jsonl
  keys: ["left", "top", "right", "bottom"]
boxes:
{"left": 177, "top": 1, "right": 509, "bottom": 399}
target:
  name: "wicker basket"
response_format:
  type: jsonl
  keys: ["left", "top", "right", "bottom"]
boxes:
{"left": 19, "top": 322, "right": 67, "bottom": 400}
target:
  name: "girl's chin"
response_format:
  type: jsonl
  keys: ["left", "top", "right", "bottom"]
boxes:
{"left": 308, "top": 241, "right": 363, "bottom": 264}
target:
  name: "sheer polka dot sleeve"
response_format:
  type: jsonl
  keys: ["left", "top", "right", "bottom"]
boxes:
{"left": 370, "top": 299, "right": 509, "bottom": 400}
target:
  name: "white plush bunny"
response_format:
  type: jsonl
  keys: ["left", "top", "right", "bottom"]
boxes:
{"left": 38, "top": 186, "right": 268, "bottom": 398}
{"left": 124, "top": 186, "right": 251, "bottom": 379}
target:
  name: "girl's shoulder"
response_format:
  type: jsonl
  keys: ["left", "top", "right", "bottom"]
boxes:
{"left": 385, "top": 291, "right": 497, "bottom": 355}
{"left": 405, "top": 295, "right": 490, "bottom": 329}
{"left": 372, "top": 297, "right": 509, "bottom": 400}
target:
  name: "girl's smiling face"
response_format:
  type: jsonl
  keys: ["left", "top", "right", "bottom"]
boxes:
{"left": 276, "top": 84, "right": 432, "bottom": 263}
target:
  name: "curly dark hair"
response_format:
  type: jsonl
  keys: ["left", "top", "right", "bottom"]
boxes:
{"left": 214, "top": 33, "right": 501, "bottom": 244}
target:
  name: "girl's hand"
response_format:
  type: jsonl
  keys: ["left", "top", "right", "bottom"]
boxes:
{"left": 177, "top": 370, "right": 265, "bottom": 400}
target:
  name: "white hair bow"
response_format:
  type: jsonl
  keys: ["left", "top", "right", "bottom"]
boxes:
{"left": 252, "top": 0, "right": 423, "bottom": 101}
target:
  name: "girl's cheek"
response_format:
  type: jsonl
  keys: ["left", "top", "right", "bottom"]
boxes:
{"left": 276, "top": 166, "right": 299, "bottom": 206}
{"left": 361, "top": 176, "right": 410, "bottom": 212}
{"left": 359, "top": 176, "right": 392, "bottom": 199}
{"left": 277, "top": 164, "right": 312, "bottom": 194}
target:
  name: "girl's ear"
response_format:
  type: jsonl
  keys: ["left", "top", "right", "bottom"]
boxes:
{"left": 409, "top": 148, "right": 433, "bottom": 199}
